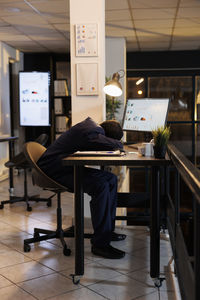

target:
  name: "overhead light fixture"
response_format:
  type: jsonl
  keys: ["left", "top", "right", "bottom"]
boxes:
{"left": 137, "top": 90, "right": 143, "bottom": 95}
{"left": 136, "top": 78, "right": 144, "bottom": 85}
{"left": 103, "top": 70, "right": 124, "bottom": 97}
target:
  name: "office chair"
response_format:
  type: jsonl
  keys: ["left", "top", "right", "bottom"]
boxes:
{"left": 22, "top": 141, "right": 92, "bottom": 256}
{"left": 0, "top": 134, "right": 53, "bottom": 212}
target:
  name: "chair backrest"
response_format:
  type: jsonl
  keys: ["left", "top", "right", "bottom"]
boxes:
{"left": 23, "top": 141, "right": 70, "bottom": 192}
{"left": 35, "top": 134, "right": 49, "bottom": 146}
{"left": 5, "top": 134, "right": 49, "bottom": 169}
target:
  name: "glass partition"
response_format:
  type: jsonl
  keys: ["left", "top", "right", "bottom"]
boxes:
{"left": 127, "top": 77, "right": 146, "bottom": 99}
{"left": 126, "top": 74, "right": 200, "bottom": 165}
{"left": 170, "top": 123, "right": 193, "bottom": 159}
{"left": 195, "top": 124, "right": 200, "bottom": 166}
{"left": 148, "top": 76, "right": 193, "bottom": 121}
{"left": 195, "top": 76, "right": 200, "bottom": 121}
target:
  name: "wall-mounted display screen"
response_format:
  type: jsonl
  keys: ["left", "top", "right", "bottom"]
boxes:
{"left": 19, "top": 72, "right": 50, "bottom": 126}
{"left": 122, "top": 98, "right": 170, "bottom": 132}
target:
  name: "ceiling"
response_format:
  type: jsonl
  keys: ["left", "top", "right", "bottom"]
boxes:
{"left": 0, "top": 0, "right": 200, "bottom": 53}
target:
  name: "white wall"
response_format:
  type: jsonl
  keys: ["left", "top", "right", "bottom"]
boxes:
{"left": 70, "top": 0, "right": 105, "bottom": 125}
{"left": 105, "top": 37, "right": 126, "bottom": 123}
{"left": 0, "top": 42, "right": 23, "bottom": 180}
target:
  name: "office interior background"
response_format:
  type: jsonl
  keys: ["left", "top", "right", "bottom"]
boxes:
{"left": 0, "top": 0, "right": 199, "bottom": 299}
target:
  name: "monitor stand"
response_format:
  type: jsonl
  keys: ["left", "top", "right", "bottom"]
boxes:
{"left": 124, "top": 132, "right": 153, "bottom": 146}
{"left": 144, "top": 132, "right": 153, "bottom": 143}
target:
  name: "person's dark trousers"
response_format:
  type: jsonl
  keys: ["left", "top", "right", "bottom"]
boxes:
{"left": 84, "top": 168, "right": 117, "bottom": 247}
{"left": 56, "top": 167, "right": 118, "bottom": 247}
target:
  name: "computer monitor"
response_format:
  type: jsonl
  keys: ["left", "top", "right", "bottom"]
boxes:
{"left": 19, "top": 71, "right": 51, "bottom": 126}
{"left": 122, "top": 98, "right": 170, "bottom": 132}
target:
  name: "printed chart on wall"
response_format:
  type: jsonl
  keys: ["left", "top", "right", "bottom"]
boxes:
{"left": 122, "top": 98, "right": 170, "bottom": 132}
{"left": 76, "top": 63, "right": 98, "bottom": 95}
{"left": 19, "top": 72, "right": 50, "bottom": 126}
{"left": 75, "top": 23, "right": 98, "bottom": 56}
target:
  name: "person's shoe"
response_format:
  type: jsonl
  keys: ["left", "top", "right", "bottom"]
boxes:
{"left": 91, "top": 245, "right": 125, "bottom": 259}
{"left": 111, "top": 232, "right": 127, "bottom": 241}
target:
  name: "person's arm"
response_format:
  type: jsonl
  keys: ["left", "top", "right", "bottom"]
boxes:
{"left": 86, "top": 133, "right": 123, "bottom": 151}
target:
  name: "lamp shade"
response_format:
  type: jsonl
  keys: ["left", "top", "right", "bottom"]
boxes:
{"left": 103, "top": 72, "right": 123, "bottom": 97}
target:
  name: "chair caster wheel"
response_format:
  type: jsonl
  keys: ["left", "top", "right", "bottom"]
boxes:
{"left": 0, "top": 204, "right": 4, "bottom": 209}
{"left": 63, "top": 245, "right": 71, "bottom": 256}
{"left": 27, "top": 206, "right": 32, "bottom": 212}
{"left": 47, "top": 199, "right": 52, "bottom": 207}
{"left": 24, "top": 244, "right": 31, "bottom": 252}
{"left": 153, "top": 277, "right": 165, "bottom": 288}
{"left": 70, "top": 274, "right": 81, "bottom": 285}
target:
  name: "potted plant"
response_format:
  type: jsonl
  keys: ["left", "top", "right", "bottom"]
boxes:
{"left": 152, "top": 126, "right": 171, "bottom": 158}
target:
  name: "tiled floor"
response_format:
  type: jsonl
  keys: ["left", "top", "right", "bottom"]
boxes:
{"left": 0, "top": 172, "right": 181, "bottom": 299}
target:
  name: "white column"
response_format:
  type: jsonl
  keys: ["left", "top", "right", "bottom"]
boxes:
{"left": 70, "top": 0, "right": 105, "bottom": 125}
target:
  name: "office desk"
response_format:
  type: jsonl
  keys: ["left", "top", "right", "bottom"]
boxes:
{"left": 0, "top": 136, "right": 18, "bottom": 195}
{"left": 62, "top": 151, "right": 170, "bottom": 285}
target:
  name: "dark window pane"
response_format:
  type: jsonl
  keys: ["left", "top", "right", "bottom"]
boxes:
{"left": 196, "top": 76, "right": 200, "bottom": 121}
{"left": 170, "top": 123, "right": 193, "bottom": 159}
{"left": 127, "top": 77, "right": 146, "bottom": 99}
{"left": 149, "top": 77, "right": 193, "bottom": 121}
{"left": 195, "top": 123, "right": 200, "bottom": 166}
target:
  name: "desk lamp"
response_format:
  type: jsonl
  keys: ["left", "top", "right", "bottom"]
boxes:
{"left": 103, "top": 70, "right": 124, "bottom": 97}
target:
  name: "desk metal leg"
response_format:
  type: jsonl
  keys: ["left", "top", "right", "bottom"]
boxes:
{"left": 8, "top": 140, "right": 14, "bottom": 196}
{"left": 150, "top": 166, "right": 165, "bottom": 287}
{"left": 72, "top": 165, "right": 84, "bottom": 284}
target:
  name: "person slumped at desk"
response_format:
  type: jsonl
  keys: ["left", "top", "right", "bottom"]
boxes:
{"left": 38, "top": 117, "right": 126, "bottom": 259}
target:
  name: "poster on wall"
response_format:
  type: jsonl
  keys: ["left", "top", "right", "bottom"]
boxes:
{"left": 76, "top": 63, "right": 98, "bottom": 96}
{"left": 75, "top": 23, "right": 98, "bottom": 56}
{"left": 19, "top": 72, "right": 50, "bottom": 126}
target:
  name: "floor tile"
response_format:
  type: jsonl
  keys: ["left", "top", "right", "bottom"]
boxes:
{"left": 61, "top": 261, "right": 121, "bottom": 286}
{"left": 17, "top": 272, "right": 79, "bottom": 300}
{"left": 88, "top": 273, "right": 156, "bottom": 300}
{"left": 47, "top": 286, "right": 107, "bottom": 299}
{"left": 0, "top": 249, "right": 31, "bottom": 268}
{"left": 0, "top": 285, "right": 37, "bottom": 300}
{"left": 97, "top": 253, "right": 149, "bottom": 275}
{"left": 0, "top": 260, "right": 54, "bottom": 283}
{"left": 0, "top": 275, "right": 13, "bottom": 289}
{"left": 37, "top": 252, "right": 90, "bottom": 272}
{"left": 143, "top": 290, "right": 178, "bottom": 300}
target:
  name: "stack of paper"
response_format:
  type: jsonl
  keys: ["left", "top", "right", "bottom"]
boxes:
{"left": 71, "top": 150, "right": 125, "bottom": 156}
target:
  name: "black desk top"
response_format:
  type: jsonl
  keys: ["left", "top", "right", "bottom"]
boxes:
{"left": 62, "top": 150, "right": 170, "bottom": 167}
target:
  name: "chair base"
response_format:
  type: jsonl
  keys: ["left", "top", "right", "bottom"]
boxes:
{"left": 24, "top": 225, "right": 93, "bottom": 256}
{"left": 0, "top": 194, "right": 54, "bottom": 211}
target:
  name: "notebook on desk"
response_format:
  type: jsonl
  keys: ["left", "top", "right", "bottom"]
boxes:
{"left": 71, "top": 150, "right": 125, "bottom": 156}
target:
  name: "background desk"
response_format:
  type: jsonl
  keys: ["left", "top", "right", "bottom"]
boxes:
{"left": 62, "top": 151, "right": 170, "bottom": 285}
{"left": 0, "top": 136, "right": 18, "bottom": 194}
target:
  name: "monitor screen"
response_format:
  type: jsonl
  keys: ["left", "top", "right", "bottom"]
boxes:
{"left": 122, "top": 98, "right": 170, "bottom": 132}
{"left": 19, "top": 71, "right": 50, "bottom": 126}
